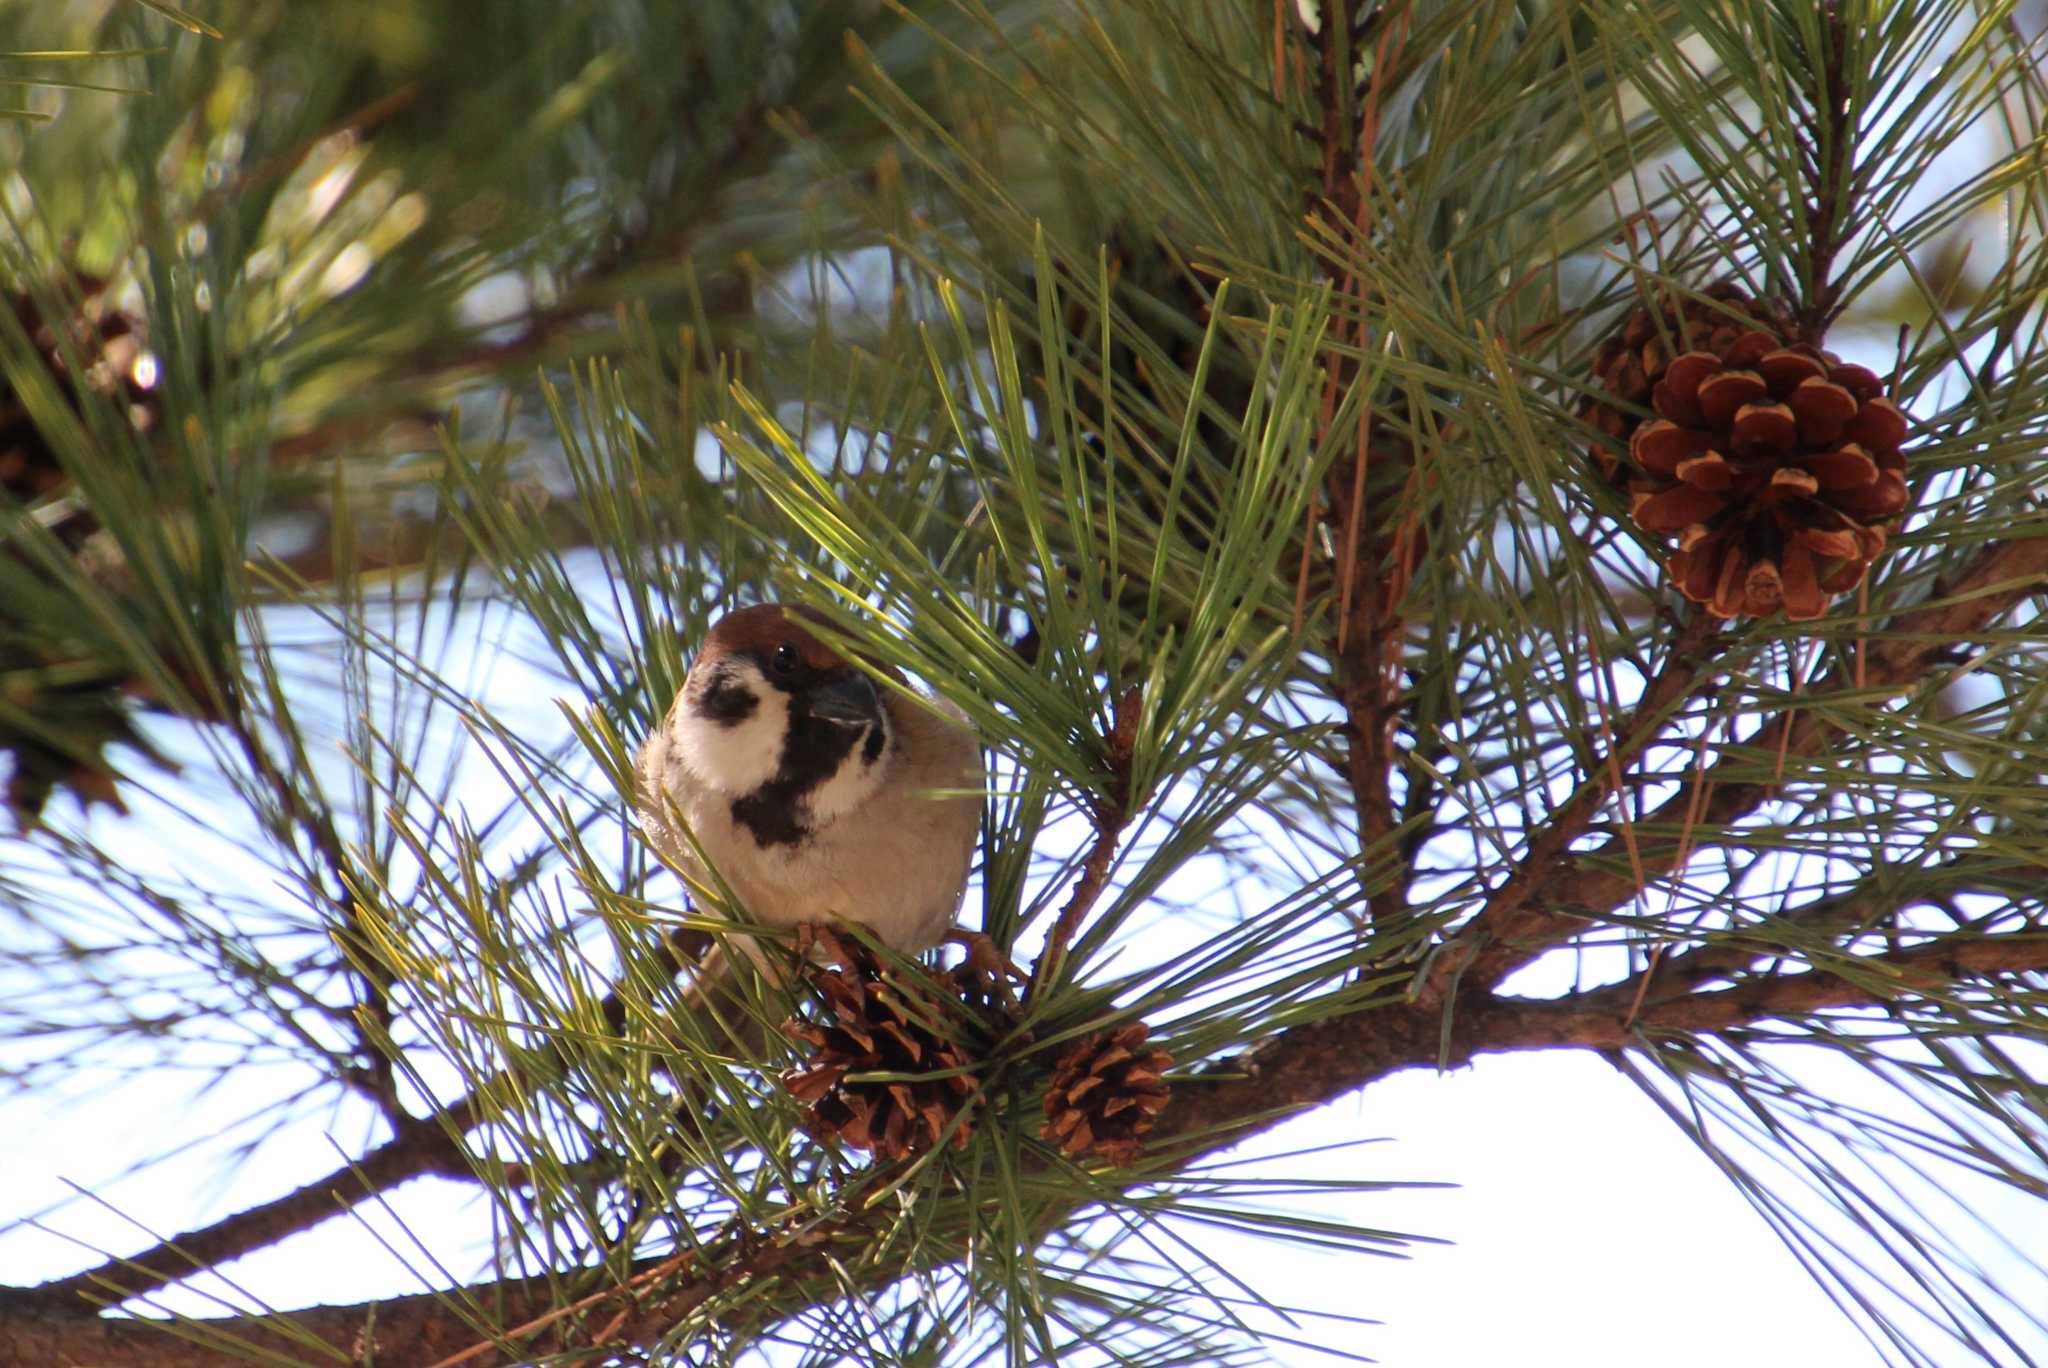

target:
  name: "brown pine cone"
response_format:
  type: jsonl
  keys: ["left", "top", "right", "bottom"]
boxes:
{"left": 1581, "top": 282, "right": 1791, "bottom": 486}
{"left": 3, "top": 271, "right": 161, "bottom": 504}
{"left": 1626, "top": 334, "right": 1909, "bottom": 620}
{"left": 779, "top": 928, "right": 992, "bottom": 1163}
{"left": 3, "top": 270, "right": 177, "bottom": 826}
{"left": 1040, "top": 1021, "right": 1172, "bottom": 1167}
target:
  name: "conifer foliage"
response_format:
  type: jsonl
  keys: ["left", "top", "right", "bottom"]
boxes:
{"left": 3, "top": 2, "right": 2047, "bottom": 1366}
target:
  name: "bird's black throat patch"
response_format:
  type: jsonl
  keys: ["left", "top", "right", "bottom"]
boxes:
{"left": 730, "top": 782, "right": 812, "bottom": 847}
{"left": 729, "top": 705, "right": 881, "bottom": 849}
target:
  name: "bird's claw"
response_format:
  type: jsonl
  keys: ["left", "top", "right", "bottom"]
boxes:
{"left": 945, "top": 929, "right": 1027, "bottom": 1009}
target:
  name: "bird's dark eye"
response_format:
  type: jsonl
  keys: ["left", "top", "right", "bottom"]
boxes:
{"left": 770, "top": 643, "right": 801, "bottom": 678}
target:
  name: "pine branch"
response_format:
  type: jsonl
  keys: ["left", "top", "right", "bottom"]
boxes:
{"left": 1423, "top": 532, "right": 2048, "bottom": 1000}
{"left": 217, "top": 696, "right": 404, "bottom": 1120}
{"left": 26, "top": 929, "right": 709, "bottom": 1308}
{"left": 1415, "top": 610, "right": 1727, "bottom": 1008}
{"left": 1027, "top": 684, "right": 1142, "bottom": 998}
{"left": 1596, "top": 847, "right": 2029, "bottom": 1008}
{"left": 23, "top": 1111, "right": 475, "bottom": 1315}
{"left": 9, "top": 926, "right": 2045, "bottom": 1367}
{"left": 1310, "top": 0, "right": 1420, "bottom": 926}
{"left": 1523, "top": 933, "right": 2048, "bottom": 1038}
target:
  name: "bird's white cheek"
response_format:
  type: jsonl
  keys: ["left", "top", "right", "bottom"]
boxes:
{"left": 673, "top": 691, "right": 788, "bottom": 795}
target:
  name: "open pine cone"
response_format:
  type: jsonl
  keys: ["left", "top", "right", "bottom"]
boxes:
{"left": 1626, "top": 331, "right": 1909, "bottom": 620}
{"left": 1040, "top": 1022, "right": 1172, "bottom": 1167}
{"left": 1581, "top": 281, "right": 1790, "bottom": 487}
{"left": 780, "top": 928, "right": 997, "bottom": 1163}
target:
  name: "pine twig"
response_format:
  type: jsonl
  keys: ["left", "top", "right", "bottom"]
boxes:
{"left": 1309, "top": 0, "right": 1421, "bottom": 928}
{"left": 28, "top": 927, "right": 711, "bottom": 1308}
{"left": 1591, "top": 849, "right": 2012, "bottom": 1009}
{"left": 1027, "top": 685, "right": 1142, "bottom": 1000}
{"left": 1437, "top": 534, "right": 2048, "bottom": 999}
{"left": 1415, "top": 611, "right": 1726, "bottom": 1008}
{"left": 1477, "top": 934, "right": 2048, "bottom": 1047}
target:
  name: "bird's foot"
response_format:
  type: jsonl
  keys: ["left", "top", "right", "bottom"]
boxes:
{"left": 944, "top": 929, "right": 1027, "bottom": 1010}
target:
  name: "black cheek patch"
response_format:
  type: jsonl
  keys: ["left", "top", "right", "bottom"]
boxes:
{"left": 697, "top": 676, "right": 758, "bottom": 727}
{"left": 862, "top": 725, "right": 886, "bottom": 766}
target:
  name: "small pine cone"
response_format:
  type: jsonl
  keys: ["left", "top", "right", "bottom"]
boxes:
{"left": 1581, "top": 282, "right": 1791, "bottom": 486}
{"left": 1040, "top": 1022, "right": 1172, "bottom": 1167}
{"left": 779, "top": 928, "right": 987, "bottom": 1163}
{"left": 3, "top": 271, "right": 161, "bottom": 504}
{"left": 1627, "top": 333, "right": 1909, "bottom": 620}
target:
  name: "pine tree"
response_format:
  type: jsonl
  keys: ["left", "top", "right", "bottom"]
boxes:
{"left": 4, "top": 2, "right": 2047, "bottom": 1365}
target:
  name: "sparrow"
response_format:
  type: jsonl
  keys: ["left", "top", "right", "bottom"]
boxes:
{"left": 634, "top": 603, "right": 981, "bottom": 1050}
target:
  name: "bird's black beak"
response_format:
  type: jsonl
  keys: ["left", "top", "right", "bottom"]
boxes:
{"left": 808, "top": 673, "right": 881, "bottom": 729}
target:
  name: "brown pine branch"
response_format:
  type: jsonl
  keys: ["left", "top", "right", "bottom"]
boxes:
{"left": 214, "top": 689, "right": 406, "bottom": 1121}
{"left": 1795, "top": 0, "right": 1857, "bottom": 336}
{"left": 1482, "top": 933, "right": 2048, "bottom": 1047}
{"left": 11, "top": 927, "right": 2047, "bottom": 1368}
{"left": 1593, "top": 848, "right": 2032, "bottom": 1012}
{"left": 1427, "top": 534, "right": 2048, "bottom": 1000}
{"left": 25, "top": 1111, "right": 476, "bottom": 1315}
{"left": 1414, "top": 610, "right": 1727, "bottom": 1007}
{"left": 1028, "top": 685, "right": 1143, "bottom": 998}
{"left": 1308, "top": 0, "right": 1420, "bottom": 927}
{"left": 27, "top": 929, "right": 708, "bottom": 1310}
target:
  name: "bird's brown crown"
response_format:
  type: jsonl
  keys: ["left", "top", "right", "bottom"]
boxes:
{"left": 702, "top": 603, "right": 849, "bottom": 673}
